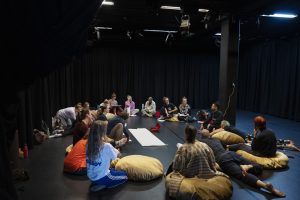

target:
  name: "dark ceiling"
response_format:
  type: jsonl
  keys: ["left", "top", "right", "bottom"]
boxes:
{"left": 87, "top": 0, "right": 300, "bottom": 49}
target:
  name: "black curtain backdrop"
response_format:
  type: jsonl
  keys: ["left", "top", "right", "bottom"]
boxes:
{"left": 238, "top": 37, "right": 300, "bottom": 121}
{"left": 2, "top": 0, "right": 100, "bottom": 199}
{"left": 18, "top": 46, "right": 220, "bottom": 148}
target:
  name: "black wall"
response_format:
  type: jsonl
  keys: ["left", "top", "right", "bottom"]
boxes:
{"left": 238, "top": 37, "right": 300, "bottom": 121}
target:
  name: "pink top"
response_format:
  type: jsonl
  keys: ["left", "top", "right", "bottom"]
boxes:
{"left": 125, "top": 100, "right": 135, "bottom": 110}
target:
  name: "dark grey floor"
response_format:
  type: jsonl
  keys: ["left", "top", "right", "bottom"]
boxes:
{"left": 17, "top": 111, "right": 300, "bottom": 200}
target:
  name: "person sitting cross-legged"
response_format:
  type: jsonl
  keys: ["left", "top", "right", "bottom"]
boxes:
{"left": 141, "top": 97, "right": 156, "bottom": 117}
{"left": 86, "top": 120, "right": 128, "bottom": 192}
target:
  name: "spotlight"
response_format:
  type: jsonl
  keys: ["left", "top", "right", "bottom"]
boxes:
{"left": 180, "top": 15, "right": 190, "bottom": 36}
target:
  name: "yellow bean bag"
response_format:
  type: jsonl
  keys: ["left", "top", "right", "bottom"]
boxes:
{"left": 65, "top": 144, "right": 73, "bottom": 153}
{"left": 106, "top": 113, "right": 115, "bottom": 120}
{"left": 166, "top": 115, "right": 179, "bottom": 122}
{"left": 236, "top": 150, "right": 289, "bottom": 169}
{"left": 166, "top": 172, "right": 233, "bottom": 200}
{"left": 212, "top": 131, "right": 244, "bottom": 145}
{"left": 115, "top": 155, "right": 163, "bottom": 181}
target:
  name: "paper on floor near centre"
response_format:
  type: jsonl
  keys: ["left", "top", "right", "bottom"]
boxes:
{"left": 129, "top": 128, "right": 167, "bottom": 146}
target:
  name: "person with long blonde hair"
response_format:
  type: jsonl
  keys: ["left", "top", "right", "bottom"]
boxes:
{"left": 86, "top": 120, "right": 127, "bottom": 192}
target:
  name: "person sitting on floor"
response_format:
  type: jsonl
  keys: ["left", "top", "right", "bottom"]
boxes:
{"left": 228, "top": 116, "right": 277, "bottom": 157}
{"left": 160, "top": 97, "right": 178, "bottom": 119}
{"left": 107, "top": 111, "right": 130, "bottom": 142}
{"left": 178, "top": 97, "right": 192, "bottom": 122}
{"left": 108, "top": 92, "right": 123, "bottom": 115}
{"left": 210, "top": 120, "right": 246, "bottom": 139}
{"left": 141, "top": 97, "right": 156, "bottom": 117}
{"left": 83, "top": 102, "right": 90, "bottom": 110}
{"left": 166, "top": 125, "right": 225, "bottom": 178}
{"left": 72, "top": 109, "right": 93, "bottom": 146}
{"left": 63, "top": 137, "right": 88, "bottom": 175}
{"left": 200, "top": 129, "right": 285, "bottom": 197}
{"left": 124, "top": 95, "right": 139, "bottom": 115}
{"left": 55, "top": 103, "right": 82, "bottom": 130}
{"left": 97, "top": 106, "right": 127, "bottom": 148}
{"left": 203, "top": 102, "right": 223, "bottom": 132}
{"left": 86, "top": 120, "right": 128, "bottom": 192}
{"left": 97, "top": 105, "right": 109, "bottom": 121}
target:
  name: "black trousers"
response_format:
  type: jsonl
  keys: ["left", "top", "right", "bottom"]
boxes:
{"left": 218, "top": 151, "right": 262, "bottom": 188}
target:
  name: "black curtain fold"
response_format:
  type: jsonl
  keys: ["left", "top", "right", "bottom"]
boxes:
{"left": 238, "top": 37, "right": 300, "bottom": 121}
{"left": 18, "top": 46, "right": 220, "bottom": 148}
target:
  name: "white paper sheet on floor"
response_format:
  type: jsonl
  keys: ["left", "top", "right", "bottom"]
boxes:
{"left": 128, "top": 128, "right": 167, "bottom": 146}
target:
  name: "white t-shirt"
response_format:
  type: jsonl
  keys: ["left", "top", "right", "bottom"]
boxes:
{"left": 57, "top": 107, "right": 76, "bottom": 121}
{"left": 86, "top": 143, "right": 119, "bottom": 181}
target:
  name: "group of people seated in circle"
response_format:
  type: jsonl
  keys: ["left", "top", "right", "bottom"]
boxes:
{"left": 58, "top": 93, "right": 298, "bottom": 196}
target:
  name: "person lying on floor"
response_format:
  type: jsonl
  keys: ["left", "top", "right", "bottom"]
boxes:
{"left": 55, "top": 102, "right": 82, "bottom": 130}
{"left": 277, "top": 139, "right": 300, "bottom": 151}
{"left": 228, "top": 116, "right": 277, "bottom": 157}
{"left": 200, "top": 129, "right": 285, "bottom": 197}
{"left": 177, "top": 97, "right": 192, "bottom": 122}
{"left": 210, "top": 120, "right": 247, "bottom": 139}
{"left": 107, "top": 111, "right": 130, "bottom": 142}
{"left": 108, "top": 92, "right": 123, "bottom": 115}
{"left": 160, "top": 97, "right": 178, "bottom": 119}
{"left": 141, "top": 97, "right": 156, "bottom": 117}
{"left": 72, "top": 109, "right": 93, "bottom": 146}
{"left": 166, "top": 125, "right": 225, "bottom": 179}
{"left": 86, "top": 120, "right": 128, "bottom": 191}
{"left": 203, "top": 102, "right": 223, "bottom": 132}
{"left": 124, "top": 95, "right": 139, "bottom": 115}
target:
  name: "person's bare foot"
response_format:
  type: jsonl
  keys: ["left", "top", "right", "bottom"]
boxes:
{"left": 115, "top": 138, "right": 127, "bottom": 148}
{"left": 265, "top": 182, "right": 286, "bottom": 197}
{"left": 240, "top": 165, "right": 252, "bottom": 176}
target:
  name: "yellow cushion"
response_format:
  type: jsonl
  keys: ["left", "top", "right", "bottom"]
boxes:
{"left": 166, "top": 115, "right": 179, "bottom": 122}
{"left": 212, "top": 131, "right": 244, "bottom": 145}
{"left": 166, "top": 173, "right": 233, "bottom": 200}
{"left": 106, "top": 113, "right": 115, "bottom": 120}
{"left": 236, "top": 150, "right": 289, "bottom": 169}
{"left": 65, "top": 144, "right": 73, "bottom": 153}
{"left": 115, "top": 155, "right": 163, "bottom": 181}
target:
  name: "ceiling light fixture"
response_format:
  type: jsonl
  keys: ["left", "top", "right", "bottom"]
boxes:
{"left": 260, "top": 13, "right": 297, "bottom": 18}
{"left": 144, "top": 29, "right": 178, "bottom": 33}
{"left": 101, "top": 0, "right": 114, "bottom": 6}
{"left": 160, "top": 6, "right": 181, "bottom": 11}
{"left": 198, "top": 8, "right": 209, "bottom": 13}
{"left": 214, "top": 33, "right": 221, "bottom": 36}
{"left": 95, "top": 26, "right": 112, "bottom": 30}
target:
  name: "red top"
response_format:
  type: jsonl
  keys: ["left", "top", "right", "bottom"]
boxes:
{"left": 64, "top": 139, "right": 87, "bottom": 172}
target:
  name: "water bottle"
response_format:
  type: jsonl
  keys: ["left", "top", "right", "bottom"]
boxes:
{"left": 23, "top": 144, "right": 28, "bottom": 158}
{"left": 142, "top": 104, "right": 144, "bottom": 110}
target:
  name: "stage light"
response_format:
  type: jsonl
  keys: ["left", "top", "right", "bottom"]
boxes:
{"left": 214, "top": 33, "right": 221, "bottom": 36}
{"left": 101, "top": 0, "right": 114, "bottom": 6}
{"left": 160, "top": 6, "right": 181, "bottom": 11}
{"left": 260, "top": 13, "right": 297, "bottom": 18}
{"left": 198, "top": 8, "right": 209, "bottom": 13}
{"left": 144, "top": 29, "right": 178, "bottom": 33}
